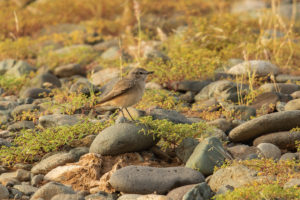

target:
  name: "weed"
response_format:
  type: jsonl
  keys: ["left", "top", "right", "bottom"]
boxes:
{"left": 0, "top": 75, "right": 30, "bottom": 95}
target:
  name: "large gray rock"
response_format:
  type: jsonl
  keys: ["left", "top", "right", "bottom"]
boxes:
{"left": 182, "top": 182, "right": 213, "bottom": 200}
{"left": 285, "top": 99, "right": 300, "bottom": 111}
{"left": 256, "top": 143, "right": 281, "bottom": 159}
{"left": 208, "top": 165, "right": 259, "bottom": 192}
{"left": 167, "top": 184, "right": 196, "bottom": 200}
{"left": 90, "top": 123, "right": 157, "bottom": 155}
{"left": 0, "top": 184, "right": 9, "bottom": 199}
{"left": 90, "top": 68, "right": 120, "bottom": 86}
{"left": 51, "top": 194, "right": 84, "bottom": 200}
{"left": 229, "top": 110, "right": 300, "bottom": 142}
{"left": 149, "top": 108, "right": 191, "bottom": 124}
{"left": 185, "top": 137, "right": 229, "bottom": 176}
{"left": 259, "top": 83, "right": 300, "bottom": 95}
{"left": 175, "top": 138, "right": 199, "bottom": 163}
{"left": 226, "top": 105, "right": 256, "bottom": 120}
{"left": 253, "top": 131, "right": 300, "bottom": 151}
{"left": 0, "top": 100, "right": 18, "bottom": 110}
{"left": 21, "top": 87, "right": 51, "bottom": 99}
{"left": 251, "top": 92, "right": 291, "bottom": 113}
{"left": 194, "top": 80, "right": 248, "bottom": 103}
{"left": 38, "top": 114, "right": 81, "bottom": 128}
{"left": 109, "top": 166, "right": 205, "bottom": 194}
{"left": 170, "top": 80, "right": 211, "bottom": 92}
{"left": 11, "top": 104, "right": 40, "bottom": 117}
{"left": 30, "top": 72, "right": 61, "bottom": 88}
{"left": 227, "top": 60, "right": 279, "bottom": 77}
{"left": 0, "top": 59, "right": 16, "bottom": 74}
{"left": 14, "top": 184, "right": 38, "bottom": 195}
{"left": 207, "top": 118, "right": 232, "bottom": 133}
{"left": 31, "top": 152, "right": 78, "bottom": 174}
{"left": 30, "top": 182, "right": 76, "bottom": 200}
{"left": 227, "top": 144, "right": 261, "bottom": 160}
{"left": 54, "top": 63, "right": 85, "bottom": 78}
{"left": 7, "top": 121, "right": 35, "bottom": 131}
{"left": 4, "top": 60, "right": 35, "bottom": 77}
{"left": 276, "top": 74, "right": 300, "bottom": 83}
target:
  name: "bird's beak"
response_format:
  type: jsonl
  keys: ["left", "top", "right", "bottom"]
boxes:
{"left": 146, "top": 71, "right": 154, "bottom": 74}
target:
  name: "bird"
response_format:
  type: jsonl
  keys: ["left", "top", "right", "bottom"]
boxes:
{"left": 94, "top": 67, "right": 154, "bottom": 120}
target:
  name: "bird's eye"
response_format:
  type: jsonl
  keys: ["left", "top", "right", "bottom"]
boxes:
{"left": 139, "top": 72, "right": 143, "bottom": 74}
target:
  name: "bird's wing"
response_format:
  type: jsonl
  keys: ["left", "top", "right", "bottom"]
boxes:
{"left": 97, "top": 78, "right": 136, "bottom": 104}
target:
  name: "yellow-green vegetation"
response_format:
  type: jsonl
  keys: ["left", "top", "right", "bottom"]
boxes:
{"left": 38, "top": 45, "right": 99, "bottom": 68}
{"left": 0, "top": 75, "right": 30, "bottom": 95}
{"left": 44, "top": 89, "right": 101, "bottom": 115}
{"left": 214, "top": 183, "right": 300, "bottom": 200}
{"left": 137, "top": 116, "right": 211, "bottom": 149}
{"left": 136, "top": 89, "right": 185, "bottom": 111}
{"left": 0, "top": 119, "right": 113, "bottom": 166}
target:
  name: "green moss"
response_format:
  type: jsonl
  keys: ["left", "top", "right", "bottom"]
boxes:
{"left": 214, "top": 183, "right": 300, "bottom": 200}
{"left": 0, "top": 119, "right": 113, "bottom": 166}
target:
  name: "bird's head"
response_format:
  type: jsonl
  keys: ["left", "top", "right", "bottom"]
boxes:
{"left": 128, "top": 68, "right": 154, "bottom": 81}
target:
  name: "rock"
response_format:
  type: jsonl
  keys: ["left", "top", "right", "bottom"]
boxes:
{"left": 119, "top": 107, "right": 146, "bottom": 120}
{"left": 167, "top": 184, "right": 196, "bottom": 200}
{"left": 276, "top": 101, "right": 286, "bottom": 112}
{"left": 226, "top": 105, "right": 256, "bottom": 120}
{"left": 0, "top": 59, "right": 16, "bottom": 75}
{"left": 280, "top": 153, "right": 297, "bottom": 161}
{"left": 90, "top": 68, "right": 120, "bottom": 86}
{"left": 179, "top": 91, "right": 194, "bottom": 103}
{"left": 279, "top": 3, "right": 300, "bottom": 21}
{"left": 109, "top": 166, "right": 205, "bottom": 194}
{"left": 251, "top": 92, "right": 292, "bottom": 113}
{"left": 86, "top": 191, "right": 118, "bottom": 200}
{"left": 0, "top": 138, "right": 11, "bottom": 147}
{"left": 44, "top": 165, "right": 82, "bottom": 182}
{"left": 205, "top": 128, "right": 228, "bottom": 141}
{"left": 136, "top": 194, "right": 172, "bottom": 200}
{"left": 227, "top": 60, "right": 279, "bottom": 77}
{"left": 51, "top": 194, "right": 85, "bottom": 200}
{"left": 194, "top": 80, "right": 248, "bottom": 103}
{"left": 0, "top": 171, "right": 21, "bottom": 185}
{"left": 259, "top": 83, "right": 300, "bottom": 95}
{"left": 253, "top": 131, "right": 300, "bottom": 151}
{"left": 89, "top": 123, "right": 157, "bottom": 155}
{"left": 21, "top": 87, "right": 51, "bottom": 99}
{"left": 192, "top": 98, "right": 220, "bottom": 112}
{"left": 185, "top": 137, "right": 229, "bottom": 176}
{"left": 30, "top": 72, "right": 61, "bottom": 88}
{"left": 231, "top": 0, "right": 266, "bottom": 14}
{"left": 149, "top": 108, "right": 191, "bottom": 124}
{"left": 0, "top": 184, "right": 9, "bottom": 199}
{"left": 207, "top": 118, "right": 232, "bottom": 133}
{"left": 101, "top": 46, "right": 120, "bottom": 60}
{"left": 227, "top": 144, "right": 261, "bottom": 160}
{"left": 38, "top": 114, "right": 81, "bottom": 128}
{"left": 144, "top": 48, "right": 169, "bottom": 63}
{"left": 15, "top": 169, "right": 31, "bottom": 181}
{"left": 276, "top": 74, "right": 300, "bottom": 83}
{"left": 14, "top": 184, "right": 38, "bottom": 195}
{"left": 30, "top": 182, "right": 76, "bottom": 200}
{"left": 93, "top": 39, "right": 119, "bottom": 52}
{"left": 229, "top": 110, "right": 300, "bottom": 142}
{"left": 31, "top": 174, "right": 44, "bottom": 186}
{"left": 5, "top": 60, "right": 35, "bottom": 77}
{"left": 118, "top": 194, "right": 142, "bottom": 200}
{"left": 257, "top": 143, "right": 281, "bottom": 159}
{"left": 7, "top": 121, "right": 35, "bottom": 131}
{"left": 170, "top": 80, "right": 211, "bottom": 92}
{"left": 182, "top": 182, "right": 213, "bottom": 200}
{"left": 0, "top": 100, "right": 18, "bottom": 110}
{"left": 284, "top": 178, "right": 300, "bottom": 189}
{"left": 31, "top": 152, "right": 79, "bottom": 174}
{"left": 69, "top": 78, "right": 99, "bottom": 95}
{"left": 208, "top": 165, "right": 258, "bottom": 192}
{"left": 291, "top": 91, "right": 300, "bottom": 99}
{"left": 145, "top": 82, "right": 163, "bottom": 90}
{"left": 215, "top": 185, "right": 234, "bottom": 195}
{"left": 285, "top": 99, "right": 300, "bottom": 111}
{"left": 175, "top": 138, "right": 199, "bottom": 163}
{"left": 54, "top": 63, "right": 85, "bottom": 78}
{"left": 11, "top": 104, "right": 40, "bottom": 117}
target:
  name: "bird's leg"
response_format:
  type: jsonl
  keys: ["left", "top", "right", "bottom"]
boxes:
{"left": 125, "top": 107, "right": 135, "bottom": 121}
{"left": 119, "top": 108, "right": 126, "bottom": 119}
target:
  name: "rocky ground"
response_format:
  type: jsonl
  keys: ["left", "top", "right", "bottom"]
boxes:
{"left": 0, "top": 0, "right": 300, "bottom": 200}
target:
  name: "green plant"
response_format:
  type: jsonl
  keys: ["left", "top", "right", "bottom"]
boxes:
{"left": 0, "top": 119, "right": 113, "bottom": 166}
{"left": 214, "top": 183, "right": 300, "bottom": 200}
{"left": 0, "top": 75, "right": 30, "bottom": 95}
{"left": 136, "top": 89, "right": 185, "bottom": 111}
{"left": 137, "top": 116, "right": 211, "bottom": 150}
